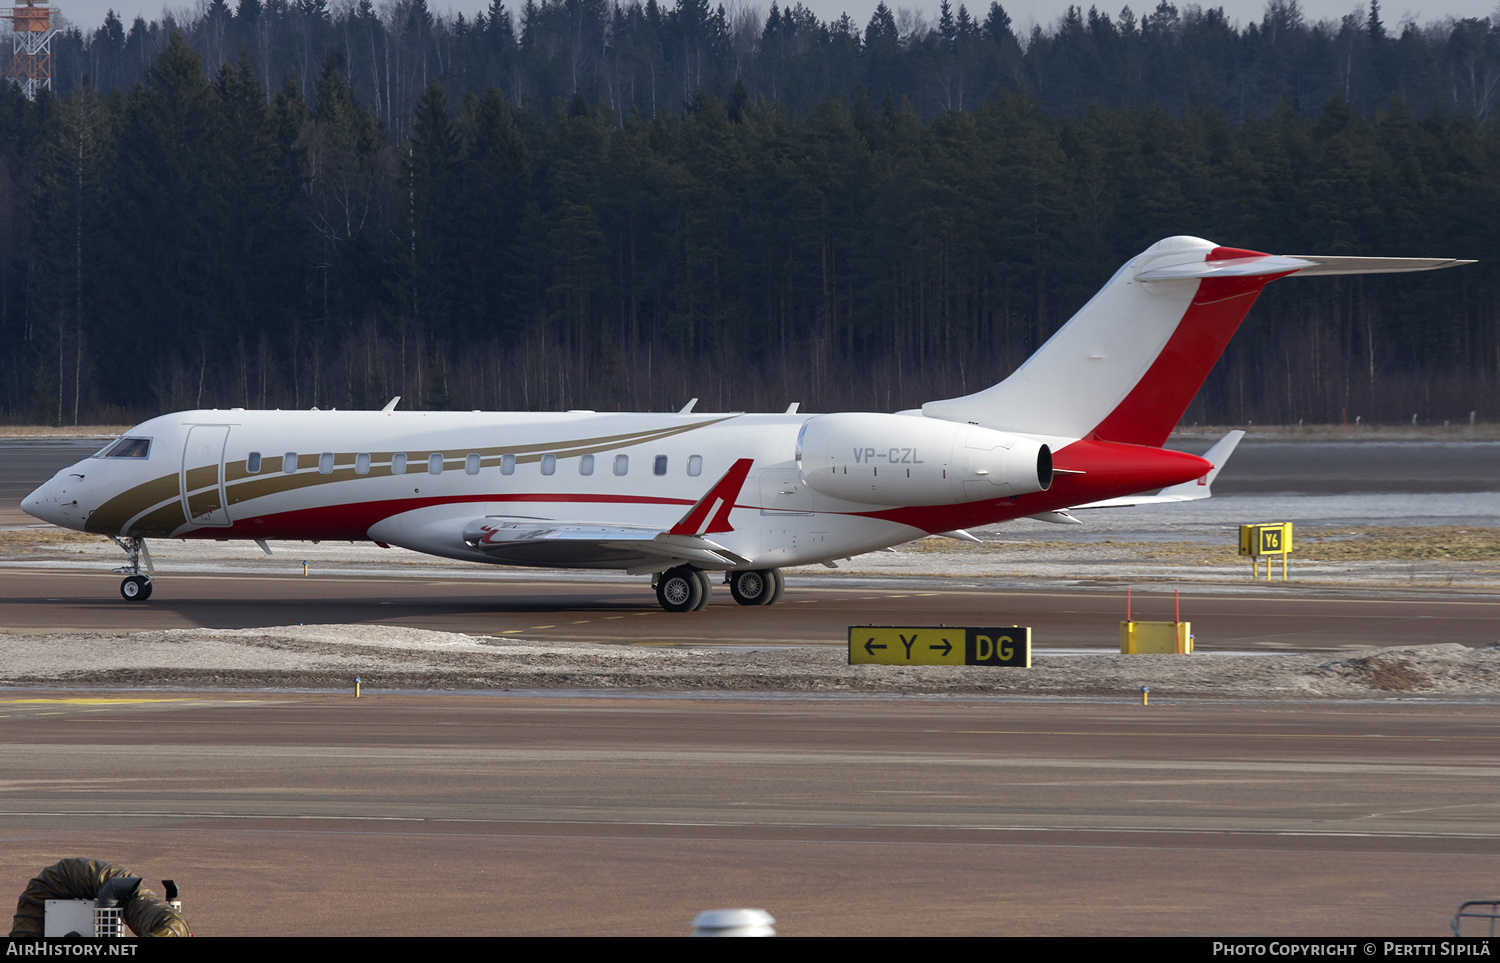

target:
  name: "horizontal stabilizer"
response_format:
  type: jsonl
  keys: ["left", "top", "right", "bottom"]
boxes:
{"left": 1282, "top": 255, "right": 1476, "bottom": 276}
{"left": 1133, "top": 254, "right": 1314, "bottom": 280}
{"left": 1136, "top": 254, "right": 1473, "bottom": 280}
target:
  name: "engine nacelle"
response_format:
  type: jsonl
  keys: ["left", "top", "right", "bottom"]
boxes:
{"left": 797, "top": 412, "right": 1052, "bottom": 506}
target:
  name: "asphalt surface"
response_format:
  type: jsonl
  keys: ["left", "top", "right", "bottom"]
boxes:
{"left": 2, "top": 693, "right": 1498, "bottom": 936}
{"left": 4, "top": 569, "right": 1500, "bottom": 652}
{"left": 1194, "top": 439, "right": 1500, "bottom": 494}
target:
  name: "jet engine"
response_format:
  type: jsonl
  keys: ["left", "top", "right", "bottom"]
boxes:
{"left": 796, "top": 412, "right": 1052, "bottom": 506}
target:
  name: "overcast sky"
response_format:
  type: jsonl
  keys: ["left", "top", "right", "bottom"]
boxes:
{"left": 37, "top": 0, "right": 1500, "bottom": 46}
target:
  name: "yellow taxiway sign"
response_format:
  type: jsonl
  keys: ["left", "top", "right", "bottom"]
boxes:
{"left": 848, "top": 626, "right": 1031, "bottom": 667}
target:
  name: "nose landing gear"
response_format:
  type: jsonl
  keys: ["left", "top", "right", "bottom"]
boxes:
{"left": 110, "top": 536, "right": 156, "bottom": 602}
{"left": 120, "top": 574, "right": 153, "bottom": 600}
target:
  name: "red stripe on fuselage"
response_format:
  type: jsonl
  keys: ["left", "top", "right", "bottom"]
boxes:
{"left": 1090, "top": 272, "right": 1292, "bottom": 448}
{"left": 183, "top": 443, "right": 1210, "bottom": 543}
{"left": 183, "top": 492, "right": 698, "bottom": 541}
{"left": 851, "top": 439, "right": 1212, "bottom": 533}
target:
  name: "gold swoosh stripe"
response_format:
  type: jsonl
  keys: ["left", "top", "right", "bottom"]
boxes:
{"left": 91, "top": 417, "right": 736, "bottom": 535}
{"left": 131, "top": 500, "right": 192, "bottom": 536}
{"left": 218, "top": 420, "right": 730, "bottom": 484}
{"left": 221, "top": 418, "right": 730, "bottom": 507}
{"left": 184, "top": 464, "right": 218, "bottom": 492}
{"left": 87, "top": 473, "right": 180, "bottom": 533}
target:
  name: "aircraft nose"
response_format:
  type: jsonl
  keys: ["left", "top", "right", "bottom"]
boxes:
{"left": 21, "top": 482, "right": 51, "bottom": 523}
{"left": 22, "top": 474, "right": 80, "bottom": 528}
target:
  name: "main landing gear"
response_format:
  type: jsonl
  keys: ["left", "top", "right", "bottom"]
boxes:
{"left": 727, "top": 568, "right": 784, "bottom": 607}
{"left": 111, "top": 535, "right": 155, "bottom": 602}
{"left": 653, "top": 566, "right": 785, "bottom": 612}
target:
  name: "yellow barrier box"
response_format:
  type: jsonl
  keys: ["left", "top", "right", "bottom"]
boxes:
{"left": 1120, "top": 620, "right": 1192, "bottom": 654}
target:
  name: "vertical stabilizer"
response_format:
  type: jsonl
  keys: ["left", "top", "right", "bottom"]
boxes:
{"left": 922, "top": 237, "right": 1298, "bottom": 448}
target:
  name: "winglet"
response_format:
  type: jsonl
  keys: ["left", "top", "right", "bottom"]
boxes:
{"left": 668, "top": 458, "right": 754, "bottom": 536}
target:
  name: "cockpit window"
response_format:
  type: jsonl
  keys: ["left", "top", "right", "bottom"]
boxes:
{"left": 100, "top": 437, "right": 151, "bottom": 459}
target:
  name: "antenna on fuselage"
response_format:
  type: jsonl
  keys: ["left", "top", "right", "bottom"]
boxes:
{"left": 381, "top": 396, "right": 401, "bottom": 413}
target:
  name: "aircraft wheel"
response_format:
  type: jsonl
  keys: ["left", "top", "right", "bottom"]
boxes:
{"left": 692, "top": 569, "right": 712, "bottom": 610}
{"left": 656, "top": 566, "right": 704, "bottom": 613}
{"left": 120, "top": 576, "right": 153, "bottom": 602}
{"left": 729, "top": 570, "right": 773, "bottom": 606}
{"left": 765, "top": 568, "right": 785, "bottom": 605}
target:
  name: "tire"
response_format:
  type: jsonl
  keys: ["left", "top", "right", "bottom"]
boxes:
{"left": 120, "top": 576, "right": 152, "bottom": 602}
{"left": 692, "top": 569, "right": 712, "bottom": 610}
{"left": 765, "top": 568, "right": 785, "bottom": 605}
{"left": 655, "top": 566, "right": 704, "bottom": 613}
{"left": 729, "top": 570, "right": 771, "bottom": 606}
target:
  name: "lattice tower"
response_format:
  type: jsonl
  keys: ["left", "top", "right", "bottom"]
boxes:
{"left": 5, "top": 2, "right": 56, "bottom": 100}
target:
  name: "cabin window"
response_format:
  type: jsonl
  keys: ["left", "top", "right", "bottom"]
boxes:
{"left": 246, "top": 452, "right": 261, "bottom": 473}
{"left": 541, "top": 454, "right": 557, "bottom": 475}
{"left": 688, "top": 455, "right": 703, "bottom": 477}
{"left": 319, "top": 452, "right": 334, "bottom": 474}
{"left": 428, "top": 454, "right": 444, "bottom": 475}
{"left": 501, "top": 454, "right": 515, "bottom": 475}
{"left": 579, "top": 454, "right": 594, "bottom": 476}
{"left": 100, "top": 437, "right": 151, "bottom": 459}
{"left": 613, "top": 454, "right": 629, "bottom": 476}
{"left": 283, "top": 452, "right": 297, "bottom": 474}
{"left": 391, "top": 453, "right": 407, "bottom": 475}
{"left": 355, "top": 453, "right": 370, "bottom": 475}
{"left": 465, "top": 454, "right": 481, "bottom": 475}
{"left": 654, "top": 455, "right": 668, "bottom": 476}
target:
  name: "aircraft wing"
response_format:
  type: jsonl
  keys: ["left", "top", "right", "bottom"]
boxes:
{"left": 461, "top": 458, "right": 755, "bottom": 574}
{"left": 1026, "top": 431, "right": 1244, "bottom": 524}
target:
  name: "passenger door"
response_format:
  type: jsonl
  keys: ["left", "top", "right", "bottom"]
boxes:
{"left": 180, "top": 425, "right": 233, "bottom": 527}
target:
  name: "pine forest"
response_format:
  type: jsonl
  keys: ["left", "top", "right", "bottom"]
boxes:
{"left": 0, "top": 0, "right": 1497, "bottom": 426}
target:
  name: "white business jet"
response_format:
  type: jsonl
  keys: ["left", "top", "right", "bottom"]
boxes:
{"left": 22, "top": 237, "right": 1470, "bottom": 611}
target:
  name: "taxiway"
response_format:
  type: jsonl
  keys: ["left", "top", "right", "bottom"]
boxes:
{"left": 3, "top": 568, "right": 1500, "bottom": 651}
{"left": 3, "top": 692, "right": 1499, "bottom": 936}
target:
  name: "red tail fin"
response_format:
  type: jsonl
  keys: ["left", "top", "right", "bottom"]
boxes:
{"left": 1088, "top": 272, "right": 1280, "bottom": 446}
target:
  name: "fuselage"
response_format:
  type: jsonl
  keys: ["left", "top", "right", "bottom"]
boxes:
{"left": 22, "top": 406, "right": 1211, "bottom": 570}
